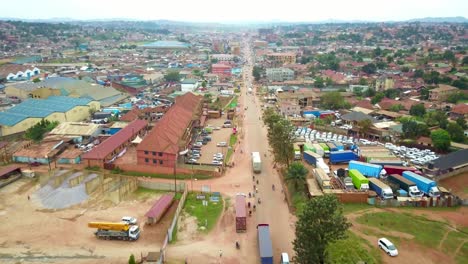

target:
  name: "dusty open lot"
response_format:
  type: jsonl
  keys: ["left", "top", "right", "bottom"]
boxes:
{"left": 0, "top": 177, "right": 176, "bottom": 264}
{"left": 439, "top": 172, "right": 468, "bottom": 199}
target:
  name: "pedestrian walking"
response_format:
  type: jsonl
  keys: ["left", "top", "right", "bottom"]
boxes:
{"left": 27, "top": 195, "right": 30, "bottom": 200}
{"left": 219, "top": 249, "right": 223, "bottom": 258}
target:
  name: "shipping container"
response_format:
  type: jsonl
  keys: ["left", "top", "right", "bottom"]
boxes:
{"left": 257, "top": 224, "right": 274, "bottom": 264}
{"left": 402, "top": 171, "right": 440, "bottom": 197}
{"left": 349, "top": 169, "right": 369, "bottom": 191}
{"left": 326, "top": 142, "right": 338, "bottom": 152}
{"left": 303, "top": 150, "right": 322, "bottom": 166}
{"left": 387, "top": 174, "right": 423, "bottom": 198}
{"left": 368, "top": 178, "right": 393, "bottom": 199}
{"left": 383, "top": 165, "right": 421, "bottom": 176}
{"left": 313, "top": 167, "right": 331, "bottom": 190}
{"left": 303, "top": 142, "right": 315, "bottom": 152}
{"left": 235, "top": 195, "right": 247, "bottom": 232}
{"left": 329, "top": 150, "right": 359, "bottom": 164}
{"left": 319, "top": 143, "right": 330, "bottom": 157}
{"left": 348, "top": 161, "right": 385, "bottom": 178}
{"left": 312, "top": 143, "right": 324, "bottom": 157}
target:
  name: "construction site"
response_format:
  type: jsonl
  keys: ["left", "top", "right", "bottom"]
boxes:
{"left": 0, "top": 169, "right": 177, "bottom": 264}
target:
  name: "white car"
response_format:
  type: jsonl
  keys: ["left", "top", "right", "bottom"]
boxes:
{"left": 217, "top": 142, "right": 228, "bottom": 147}
{"left": 212, "top": 160, "right": 223, "bottom": 165}
{"left": 378, "top": 238, "right": 398, "bottom": 256}
{"left": 122, "top": 216, "right": 138, "bottom": 225}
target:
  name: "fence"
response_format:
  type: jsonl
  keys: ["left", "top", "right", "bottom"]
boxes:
{"left": 371, "top": 195, "right": 461, "bottom": 207}
{"left": 137, "top": 178, "right": 189, "bottom": 264}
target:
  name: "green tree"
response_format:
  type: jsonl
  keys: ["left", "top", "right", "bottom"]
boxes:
{"left": 363, "top": 88, "right": 376, "bottom": 97}
{"left": 357, "top": 119, "right": 373, "bottom": 137}
{"left": 409, "top": 104, "right": 426, "bottom": 117}
{"left": 293, "top": 195, "right": 351, "bottom": 264}
{"left": 456, "top": 117, "right": 467, "bottom": 130}
{"left": 425, "top": 110, "right": 448, "bottom": 129}
{"left": 24, "top": 119, "right": 59, "bottom": 142}
{"left": 252, "top": 66, "right": 263, "bottom": 82}
{"left": 164, "top": 71, "right": 181, "bottom": 82}
{"left": 128, "top": 254, "right": 136, "bottom": 264}
{"left": 358, "top": 78, "right": 368, "bottom": 85}
{"left": 430, "top": 129, "right": 451, "bottom": 151}
{"left": 263, "top": 108, "right": 295, "bottom": 167}
{"left": 361, "top": 63, "right": 377, "bottom": 74}
{"left": 320, "top": 91, "right": 350, "bottom": 110}
{"left": 423, "top": 71, "right": 440, "bottom": 84}
{"left": 371, "top": 92, "right": 384, "bottom": 104}
{"left": 314, "top": 77, "right": 325, "bottom": 88}
{"left": 389, "top": 104, "right": 404, "bottom": 112}
{"left": 32, "top": 77, "right": 41, "bottom": 83}
{"left": 462, "top": 56, "right": 468, "bottom": 66}
{"left": 402, "top": 120, "right": 430, "bottom": 139}
{"left": 285, "top": 162, "right": 308, "bottom": 191}
{"left": 384, "top": 89, "right": 400, "bottom": 99}
{"left": 420, "top": 87, "right": 431, "bottom": 100}
{"left": 201, "top": 80, "right": 207, "bottom": 88}
{"left": 446, "top": 123, "right": 466, "bottom": 143}
{"left": 414, "top": 69, "right": 424, "bottom": 78}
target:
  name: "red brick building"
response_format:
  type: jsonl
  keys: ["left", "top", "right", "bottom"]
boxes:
{"left": 82, "top": 120, "right": 148, "bottom": 168}
{"left": 136, "top": 92, "right": 202, "bottom": 167}
{"left": 211, "top": 63, "right": 232, "bottom": 76}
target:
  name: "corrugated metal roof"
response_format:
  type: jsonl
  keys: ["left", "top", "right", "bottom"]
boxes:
{"left": 145, "top": 194, "right": 174, "bottom": 218}
{"left": 0, "top": 96, "right": 92, "bottom": 126}
{"left": 82, "top": 120, "right": 147, "bottom": 160}
{"left": 257, "top": 224, "right": 273, "bottom": 258}
{"left": 0, "top": 165, "right": 21, "bottom": 177}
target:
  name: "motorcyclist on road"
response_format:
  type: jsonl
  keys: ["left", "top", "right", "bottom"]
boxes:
{"left": 272, "top": 184, "right": 275, "bottom": 191}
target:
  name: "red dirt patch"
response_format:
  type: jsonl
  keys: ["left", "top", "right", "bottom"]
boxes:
{"left": 439, "top": 172, "right": 468, "bottom": 199}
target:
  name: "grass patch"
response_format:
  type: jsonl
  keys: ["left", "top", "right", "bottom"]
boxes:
{"left": 170, "top": 221, "right": 178, "bottom": 244}
{"left": 356, "top": 211, "right": 468, "bottom": 253}
{"left": 183, "top": 193, "right": 224, "bottom": 233}
{"left": 342, "top": 203, "right": 374, "bottom": 214}
{"left": 134, "top": 187, "right": 165, "bottom": 198}
{"left": 292, "top": 192, "right": 308, "bottom": 215}
{"left": 328, "top": 231, "right": 382, "bottom": 264}
{"left": 229, "top": 134, "right": 238, "bottom": 146}
{"left": 121, "top": 171, "right": 212, "bottom": 180}
{"left": 456, "top": 242, "right": 468, "bottom": 264}
{"left": 441, "top": 230, "right": 468, "bottom": 264}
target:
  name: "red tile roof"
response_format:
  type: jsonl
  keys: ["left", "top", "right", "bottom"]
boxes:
{"left": 82, "top": 119, "right": 148, "bottom": 160}
{"left": 145, "top": 193, "right": 174, "bottom": 219}
{"left": 120, "top": 108, "right": 139, "bottom": 122}
{"left": 452, "top": 104, "right": 468, "bottom": 115}
{"left": 137, "top": 92, "right": 202, "bottom": 154}
{"left": 355, "top": 100, "right": 374, "bottom": 110}
{"left": 0, "top": 165, "right": 21, "bottom": 178}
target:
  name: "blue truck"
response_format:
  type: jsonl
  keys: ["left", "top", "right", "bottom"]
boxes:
{"left": 334, "top": 142, "right": 345, "bottom": 151}
{"left": 257, "top": 224, "right": 273, "bottom": 264}
{"left": 402, "top": 171, "right": 440, "bottom": 198}
{"left": 348, "top": 161, "right": 386, "bottom": 178}
{"left": 326, "top": 142, "right": 338, "bottom": 152}
{"left": 368, "top": 178, "right": 393, "bottom": 199}
{"left": 329, "top": 150, "right": 359, "bottom": 164}
{"left": 303, "top": 150, "right": 322, "bottom": 166}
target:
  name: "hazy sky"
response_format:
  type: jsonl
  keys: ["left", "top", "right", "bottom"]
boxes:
{"left": 1, "top": 0, "right": 467, "bottom": 22}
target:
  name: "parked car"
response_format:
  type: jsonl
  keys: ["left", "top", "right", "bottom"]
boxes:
{"left": 212, "top": 160, "right": 223, "bottom": 165}
{"left": 378, "top": 238, "right": 398, "bottom": 256}
{"left": 217, "top": 142, "right": 228, "bottom": 147}
{"left": 121, "top": 216, "right": 137, "bottom": 225}
{"left": 186, "top": 158, "right": 198, "bottom": 164}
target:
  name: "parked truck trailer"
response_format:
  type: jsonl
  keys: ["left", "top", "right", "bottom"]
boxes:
{"left": 313, "top": 167, "right": 331, "bottom": 190}
{"left": 303, "top": 150, "right": 323, "bottom": 166}
{"left": 257, "top": 224, "right": 274, "bottom": 264}
{"left": 368, "top": 178, "right": 393, "bottom": 199}
{"left": 383, "top": 165, "right": 421, "bottom": 176}
{"left": 330, "top": 150, "right": 359, "bottom": 164}
{"left": 349, "top": 160, "right": 386, "bottom": 178}
{"left": 387, "top": 174, "right": 423, "bottom": 198}
{"left": 402, "top": 171, "right": 440, "bottom": 197}
{"left": 312, "top": 143, "right": 325, "bottom": 157}
{"left": 349, "top": 169, "right": 369, "bottom": 191}
{"left": 235, "top": 195, "right": 247, "bottom": 232}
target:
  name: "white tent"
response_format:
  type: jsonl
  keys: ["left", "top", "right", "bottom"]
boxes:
{"left": 131, "top": 136, "right": 142, "bottom": 144}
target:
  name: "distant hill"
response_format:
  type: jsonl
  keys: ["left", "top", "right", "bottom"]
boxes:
{"left": 406, "top": 16, "right": 468, "bottom": 23}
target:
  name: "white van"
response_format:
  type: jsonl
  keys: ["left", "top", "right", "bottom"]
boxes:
{"left": 280, "top": 253, "right": 290, "bottom": 264}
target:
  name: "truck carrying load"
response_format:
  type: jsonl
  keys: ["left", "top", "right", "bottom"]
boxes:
{"left": 88, "top": 222, "right": 140, "bottom": 241}
{"left": 349, "top": 169, "right": 369, "bottom": 191}
{"left": 383, "top": 165, "right": 421, "bottom": 176}
{"left": 313, "top": 167, "right": 331, "bottom": 190}
{"left": 349, "top": 161, "right": 386, "bottom": 178}
{"left": 319, "top": 143, "right": 330, "bottom": 157}
{"left": 368, "top": 178, "right": 393, "bottom": 199}
{"left": 326, "top": 142, "right": 338, "bottom": 152}
{"left": 303, "top": 150, "right": 323, "bottom": 166}
{"left": 303, "top": 142, "right": 315, "bottom": 152}
{"left": 387, "top": 174, "right": 423, "bottom": 198}
{"left": 330, "top": 150, "right": 359, "bottom": 164}
{"left": 312, "top": 143, "right": 324, "bottom": 157}
{"left": 252, "top": 152, "right": 262, "bottom": 173}
{"left": 235, "top": 195, "right": 247, "bottom": 232}
{"left": 402, "top": 171, "right": 440, "bottom": 197}
{"left": 257, "top": 224, "right": 274, "bottom": 264}
{"left": 317, "top": 160, "right": 330, "bottom": 175}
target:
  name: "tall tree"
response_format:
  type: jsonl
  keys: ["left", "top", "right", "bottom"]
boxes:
{"left": 430, "top": 129, "right": 451, "bottom": 151}
{"left": 446, "top": 123, "right": 466, "bottom": 143}
{"left": 293, "top": 195, "right": 351, "bottom": 264}
{"left": 456, "top": 117, "right": 467, "bottom": 130}
{"left": 320, "top": 91, "right": 349, "bottom": 110}
{"left": 164, "top": 71, "right": 181, "bottom": 82}
{"left": 285, "top": 162, "right": 308, "bottom": 191}
{"left": 409, "top": 104, "right": 426, "bottom": 117}
{"left": 269, "top": 119, "right": 295, "bottom": 167}
{"left": 357, "top": 119, "right": 373, "bottom": 138}
{"left": 128, "top": 254, "right": 136, "bottom": 264}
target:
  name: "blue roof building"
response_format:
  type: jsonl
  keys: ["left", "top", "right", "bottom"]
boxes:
{"left": 140, "top": 41, "right": 190, "bottom": 49}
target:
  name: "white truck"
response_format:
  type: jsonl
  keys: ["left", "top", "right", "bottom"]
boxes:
{"left": 252, "top": 152, "right": 262, "bottom": 173}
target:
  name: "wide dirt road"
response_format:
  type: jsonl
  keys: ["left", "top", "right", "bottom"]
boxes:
{"left": 167, "top": 38, "right": 295, "bottom": 264}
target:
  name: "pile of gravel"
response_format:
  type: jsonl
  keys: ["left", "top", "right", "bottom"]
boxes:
{"left": 34, "top": 172, "right": 100, "bottom": 209}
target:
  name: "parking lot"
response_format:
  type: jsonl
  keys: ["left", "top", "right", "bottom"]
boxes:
{"left": 187, "top": 118, "right": 233, "bottom": 166}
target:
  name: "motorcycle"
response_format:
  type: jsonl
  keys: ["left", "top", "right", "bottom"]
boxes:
{"left": 236, "top": 241, "right": 240, "bottom": 250}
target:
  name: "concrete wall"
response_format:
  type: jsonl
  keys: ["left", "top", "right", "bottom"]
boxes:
{"left": 335, "top": 192, "right": 368, "bottom": 203}
{"left": 138, "top": 180, "right": 186, "bottom": 192}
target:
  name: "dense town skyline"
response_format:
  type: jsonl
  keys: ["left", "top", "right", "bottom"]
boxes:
{"left": 1, "top": 0, "right": 467, "bottom": 23}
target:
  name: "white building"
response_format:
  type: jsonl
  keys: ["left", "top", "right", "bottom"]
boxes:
{"left": 180, "top": 79, "right": 199, "bottom": 92}
{"left": 0, "top": 64, "right": 41, "bottom": 81}
{"left": 266, "top": 68, "right": 295, "bottom": 82}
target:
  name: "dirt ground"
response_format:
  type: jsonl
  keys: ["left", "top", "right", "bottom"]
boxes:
{"left": 0, "top": 178, "right": 176, "bottom": 264}
{"left": 347, "top": 207, "right": 468, "bottom": 264}
{"left": 439, "top": 172, "right": 468, "bottom": 199}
